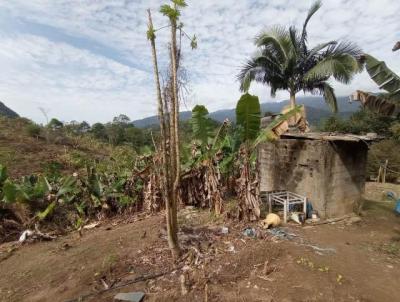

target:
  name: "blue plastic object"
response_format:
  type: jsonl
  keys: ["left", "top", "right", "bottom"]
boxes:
{"left": 395, "top": 201, "right": 400, "bottom": 215}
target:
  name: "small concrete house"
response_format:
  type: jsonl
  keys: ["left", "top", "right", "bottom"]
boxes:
{"left": 258, "top": 132, "right": 376, "bottom": 218}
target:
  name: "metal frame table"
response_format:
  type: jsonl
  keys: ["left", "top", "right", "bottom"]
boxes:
{"left": 268, "top": 191, "right": 307, "bottom": 223}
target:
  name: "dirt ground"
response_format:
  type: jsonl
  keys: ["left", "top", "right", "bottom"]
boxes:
{"left": 1, "top": 182, "right": 400, "bottom": 302}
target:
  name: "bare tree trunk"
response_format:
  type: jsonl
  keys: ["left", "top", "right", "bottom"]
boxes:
{"left": 147, "top": 9, "right": 180, "bottom": 258}
{"left": 169, "top": 16, "right": 181, "bottom": 259}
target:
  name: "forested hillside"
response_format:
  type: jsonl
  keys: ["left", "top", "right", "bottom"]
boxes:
{"left": 0, "top": 101, "right": 18, "bottom": 118}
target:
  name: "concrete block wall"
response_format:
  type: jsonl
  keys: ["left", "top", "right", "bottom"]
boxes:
{"left": 258, "top": 139, "right": 367, "bottom": 218}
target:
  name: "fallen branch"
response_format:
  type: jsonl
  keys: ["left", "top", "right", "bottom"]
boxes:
{"left": 309, "top": 215, "right": 352, "bottom": 226}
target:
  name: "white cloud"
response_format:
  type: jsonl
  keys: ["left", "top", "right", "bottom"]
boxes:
{"left": 0, "top": 0, "right": 399, "bottom": 123}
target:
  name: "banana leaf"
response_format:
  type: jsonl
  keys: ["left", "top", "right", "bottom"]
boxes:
{"left": 56, "top": 176, "right": 78, "bottom": 198}
{"left": 191, "top": 105, "right": 212, "bottom": 147}
{"left": 236, "top": 93, "right": 261, "bottom": 142}
{"left": 253, "top": 105, "right": 303, "bottom": 147}
{"left": 364, "top": 54, "right": 400, "bottom": 100}
{"left": 351, "top": 90, "right": 400, "bottom": 117}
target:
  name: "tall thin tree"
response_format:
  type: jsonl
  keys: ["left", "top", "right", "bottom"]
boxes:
{"left": 147, "top": 0, "right": 196, "bottom": 258}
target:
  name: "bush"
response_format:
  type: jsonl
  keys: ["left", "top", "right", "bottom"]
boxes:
{"left": 25, "top": 123, "right": 41, "bottom": 138}
{"left": 367, "top": 139, "right": 400, "bottom": 182}
{"left": 319, "top": 110, "right": 395, "bottom": 135}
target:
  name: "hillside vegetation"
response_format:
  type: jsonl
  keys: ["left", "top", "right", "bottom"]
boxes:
{"left": 0, "top": 117, "right": 135, "bottom": 178}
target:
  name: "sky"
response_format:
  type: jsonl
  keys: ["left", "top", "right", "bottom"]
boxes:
{"left": 0, "top": 0, "right": 399, "bottom": 124}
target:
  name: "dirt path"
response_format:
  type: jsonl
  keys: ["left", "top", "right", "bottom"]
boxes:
{"left": 1, "top": 185, "right": 400, "bottom": 302}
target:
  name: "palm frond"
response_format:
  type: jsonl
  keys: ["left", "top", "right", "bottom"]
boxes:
{"left": 237, "top": 51, "right": 284, "bottom": 92}
{"left": 255, "top": 26, "right": 292, "bottom": 62}
{"left": 237, "top": 59, "right": 263, "bottom": 92}
{"left": 289, "top": 26, "right": 300, "bottom": 56}
{"left": 307, "top": 41, "right": 337, "bottom": 60}
{"left": 301, "top": 1, "right": 322, "bottom": 45}
{"left": 324, "top": 41, "right": 363, "bottom": 60}
{"left": 304, "top": 54, "right": 360, "bottom": 84}
{"left": 322, "top": 83, "right": 338, "bottom": 113}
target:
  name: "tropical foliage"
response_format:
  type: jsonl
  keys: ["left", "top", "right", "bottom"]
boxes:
{"left": 238, "top": 0, "right": 362, "bottom": 112}
{"left": 352, "top": 54, "right": 400, "bottom": 116}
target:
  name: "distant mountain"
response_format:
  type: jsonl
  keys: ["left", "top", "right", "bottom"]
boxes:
{"left": 133, "top": 96, "right": 360, "bottom": 128}
{"left": 0, "top": 101, "right": 19, "bottom": 118}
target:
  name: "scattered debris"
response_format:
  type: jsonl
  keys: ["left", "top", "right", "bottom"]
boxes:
{"left": 290, "top": 212, "right": 305, "bottom": 225}
{"left": 346, "top": 216, "right": 362, "bottom": 225}
{"left": 180, "top": 274, "right": 189, "bottom": 296}
{"left": 243, "top": 227, "right": 256, "bottom": 238}
{"left": 19, "top": 230, "right": 34, "bottom": 243}
{"left": 220, "top": 226, "right": 229, "bottom": 234}
{"left": 226, "top": 244, "right": 236, "bottom": 253}
{"left": 83, "top": 222, "right": 101, "bottom": 230}
{"left": 100, "top": 278, "right": 109, "bottom": 289}
{"left": 267, "top": 227, "right": 296, "bottom": 240}
{"left": 114, "top": 292, "right": 145, "bottom": 302}
{"left": 18, "top": 226, "right": 56, "bottom": 243}
{"left": 301, "top": 244, "right": 336, "bottom": 255}
{"left": 307, "top": 214, "right": 362, "bottom": 226}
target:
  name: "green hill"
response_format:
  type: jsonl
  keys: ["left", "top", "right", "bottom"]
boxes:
{"left": 0, "top": 101, "right": 19, "bottom": 118}
{"left": 132, "top": 96, "right": 360, "bottom": 128}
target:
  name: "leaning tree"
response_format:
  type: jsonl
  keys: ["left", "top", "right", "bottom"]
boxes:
{"left": 238, "top": 0, "right": 362, "bottom": 113}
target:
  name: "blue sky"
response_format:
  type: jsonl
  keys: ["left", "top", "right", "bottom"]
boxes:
{"left": 0, "top": 0, "right": 399, "bottom": 124}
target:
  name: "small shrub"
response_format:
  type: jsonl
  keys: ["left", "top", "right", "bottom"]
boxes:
{"left": 43, "top": 161, "right": 63, "bottom": 181}
{"left": 367, "top": 139, "right": 400, "bottom": 182}
{"left": 26, "top": 123, "right": 41, "bottom": 138}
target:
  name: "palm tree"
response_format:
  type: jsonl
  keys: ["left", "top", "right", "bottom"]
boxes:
{"left": 238, "top": 0, "right": 363, "bottom": 112}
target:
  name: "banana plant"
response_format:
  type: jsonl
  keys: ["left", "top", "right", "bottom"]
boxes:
{"left": 37, "top": 175, "right": 79, "bottom": 220}
{"left": 353, "top": 54, "right": 400, "bottom": 116}
{"left": 235, "top": 93, "right": 261, "bottom": 143}
{"left": 191, "top": 105, "right": 213, "bottom": 147}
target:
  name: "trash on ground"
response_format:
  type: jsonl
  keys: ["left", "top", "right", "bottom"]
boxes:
{"left": 301, "top": 243, "right": 336, "bottom": 254}
{"left": 290, "top": 212, "right": 305, "bottom": 225}
{"left": 19, "top": 230, "right": 34, "bottom": 243}
{"left": 83, "top": 222, "right": 101, "bottom": 229}
{"left": 243, "top": 227, "right": 256, "bottom": 237}
{"left": 261, "top": 213, "right": 281, "bottom": 229}
{"left": 18, "top": 227, "right": 56, "bottom": 243}
{"left": 220, "top": 226, "right": 229, "bottom": 234}
{"left": 114, "top": 291, "right": 145, "bottom": 302}
{"left": 267, "top": 227, "right": 296, "bottom": 240}
{"left": 395, "top": 201, "right": 400, "bottom": 215}
{"left": 226, "top": 244, "right": 236, "bottom": 253}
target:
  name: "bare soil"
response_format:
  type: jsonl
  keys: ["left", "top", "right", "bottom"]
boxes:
{"left": 1, "top": 182, "right": 400, "bottom": 302}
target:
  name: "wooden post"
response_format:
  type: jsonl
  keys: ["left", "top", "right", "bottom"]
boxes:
{"left": 377, "top": 166, "right": 382, "bottom": 183}
{"left": 383, "top": 160, "right": 388, "bottom": 184}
